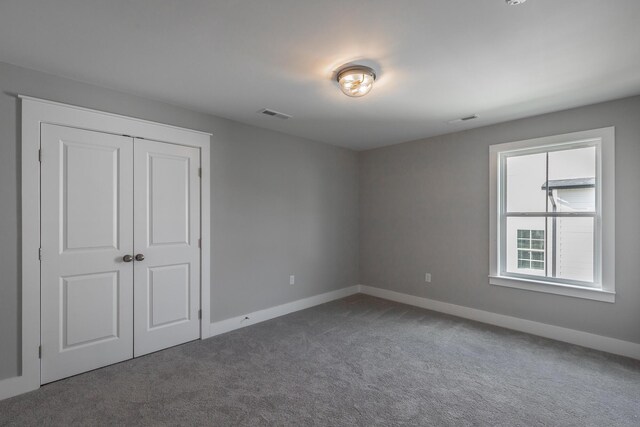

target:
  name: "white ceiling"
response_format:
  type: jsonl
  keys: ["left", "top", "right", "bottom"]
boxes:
{"left": 1, "top": 1, "right": 639, "bottom": 150}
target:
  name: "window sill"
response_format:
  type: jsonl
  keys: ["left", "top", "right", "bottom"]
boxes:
{"left": 489, "top": 275, "right": 615, "bottom": 303}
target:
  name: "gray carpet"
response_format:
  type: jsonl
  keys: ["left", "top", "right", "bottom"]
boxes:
{"left": 1, "top": 294, "right": 639, "bottom": 426}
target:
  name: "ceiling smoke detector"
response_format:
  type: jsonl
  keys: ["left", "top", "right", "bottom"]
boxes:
{"left": 505, "top": 0, "right": 527, "bottom": 5}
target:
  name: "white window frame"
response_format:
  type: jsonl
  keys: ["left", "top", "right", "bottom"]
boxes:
{"left": 489, "top": 127, "right": 615, "bottom": 303}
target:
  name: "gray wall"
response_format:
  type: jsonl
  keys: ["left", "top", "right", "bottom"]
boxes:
{"left": 0, "top": 62, "right": 359, "bottom": 380}
{"left": 360, "top": 95, "right": 640, "bottom": 345}
{"left": 2, "top": 58, "right": 638, "bottom": 384}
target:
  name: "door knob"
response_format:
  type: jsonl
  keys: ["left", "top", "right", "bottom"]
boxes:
{"left": 135, "top": 253, "right": 145, "bottom": 261}
{"left": 122, "top": 255, "right": 133, "bottom": 263}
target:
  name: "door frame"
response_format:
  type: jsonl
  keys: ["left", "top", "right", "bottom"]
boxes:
{"left": 16, "top": 95, "right": 212, "bottom": 397}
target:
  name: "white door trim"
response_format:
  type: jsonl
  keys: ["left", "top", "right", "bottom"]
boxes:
{"left": 3, "top": 95, "right": 211, "bottom": 400}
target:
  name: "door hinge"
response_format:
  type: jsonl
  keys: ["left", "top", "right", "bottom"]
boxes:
{"left": 198, "top": 168, "right": 202, "bottom": 178}
{"left": 38, "top": 149, "right": 42, "bottom": 162}
{"left": 198, "top": 309, "right": 202, "bottom": 320}
{"left": 198, "top": 238, "right": 201, "bottom": 248}
{"left": 38, "top": 346, "right": 42, "bottom": 359}
{"left": 38, "top": 248, "right": 42, "bottom": 261}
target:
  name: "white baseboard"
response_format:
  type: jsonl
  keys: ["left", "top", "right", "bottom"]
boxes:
{"left": 3, "top": 283, "right": 635, "bottom": 402}
{"left": 359, "top": 285, "right": 640, "bottom": 360}
{"left": 0, "top": 286, "right": 359, "bottom": 402}
{"left": 0, "top": 375, "right": 38, "bottom": 401}
{"left": 207, "top": 285, "right": 360, "bottom": 338}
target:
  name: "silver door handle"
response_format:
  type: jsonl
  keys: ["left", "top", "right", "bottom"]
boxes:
{"left": 123, "top": 255, "right": 133, "bottom": 262}
{"left": 135, "top": 254, "right": 145, "bottom": 261}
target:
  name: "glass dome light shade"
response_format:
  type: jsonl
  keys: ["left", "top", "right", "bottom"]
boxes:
{"left": 337, "top": 66, "right": 376, "bottom": 97}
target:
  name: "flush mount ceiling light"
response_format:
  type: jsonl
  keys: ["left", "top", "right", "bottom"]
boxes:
{"left": 505, "top": 0, "right": 526, "bottom": 4}
{"left": 336, "top": 66, "right": 377, "bottom": 98}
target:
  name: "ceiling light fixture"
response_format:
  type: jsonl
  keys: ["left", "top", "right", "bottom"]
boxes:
{"left": 336, "top": 66, "right": 376, "bottom": 98}
{"left": 505, "top": 0, "right": 526, "bottom": 5}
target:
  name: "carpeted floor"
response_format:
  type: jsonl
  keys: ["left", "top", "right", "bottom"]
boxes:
{"left": 1, "top": 294, "right": 639, "bottom": 426}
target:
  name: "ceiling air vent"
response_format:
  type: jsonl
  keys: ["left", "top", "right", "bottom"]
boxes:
{"left": 447, "top": 114, "right": 479, "bottom": 124}
{"left": 259, "top": 108, "right": 292, "bottom": 120}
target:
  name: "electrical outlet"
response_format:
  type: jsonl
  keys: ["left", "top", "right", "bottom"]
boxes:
{"left": 425, "top": 273, "right": 432, "bottom": 283}
{"left": 289, "top": 275, "right": 295, "bottom": 285}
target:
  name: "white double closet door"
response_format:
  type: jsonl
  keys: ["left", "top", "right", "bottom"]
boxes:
{"left": 40, "top": 124, "right": 201, "bottom": 384}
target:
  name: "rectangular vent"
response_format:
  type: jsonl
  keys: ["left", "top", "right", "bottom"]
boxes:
{"left": 259, "top": 108, "right": 292, "bottom": 120}
{"left": 447, "top": 114, "right": 479, "bottom": 124}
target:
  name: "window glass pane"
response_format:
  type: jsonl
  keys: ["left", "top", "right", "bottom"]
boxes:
{"left": 508, "top": 217, "right": 594, "bottom": 284}
{"left": 531, "top": 230, "right": 544, "bottom": 239}
{"left": 531, "top": 252, "right": 544, "bottom": 261}
{"left": 507, "top": 215, "right": 594, "bottom": 282}
{"left": 518, "top": 260, "right": 530, "bottom": 269}
{"left": 547, "top": 146, "right": 596, "bottom": 212}
{"left": 531, "top": 240, "right": 544, "bottom": 250}
{"left": 518, "top": 250, "right": 531, "bottom": 260}
{"left": 506, "top": 218, "right": 546, "bottom": 277}
{"left": 506, "top": 153, "right": 547, "bottom": 212}
{"left": 549, "top": 217, "right": 595, "bottom": 283}
{"left": 531, "top": 261, "right": 544, "bottom": 270}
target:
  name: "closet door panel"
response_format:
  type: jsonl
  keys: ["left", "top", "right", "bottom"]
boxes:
{"left": 40, "top": 124, "right": 134, "bottom": 384}
{"left": 133, "top": 139, "right": 201, "bottom": 356}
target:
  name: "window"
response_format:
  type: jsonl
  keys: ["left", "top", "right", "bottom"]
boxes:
{"left": 517, "top": 230, "right": 544, "bottom": 270}
{"left": 489, "top": 128, "right": 615, "bottom": 302}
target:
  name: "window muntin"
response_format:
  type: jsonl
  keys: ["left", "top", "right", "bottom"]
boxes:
{"left": 499, "top": 142, "right": 599, "bottom": 288}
